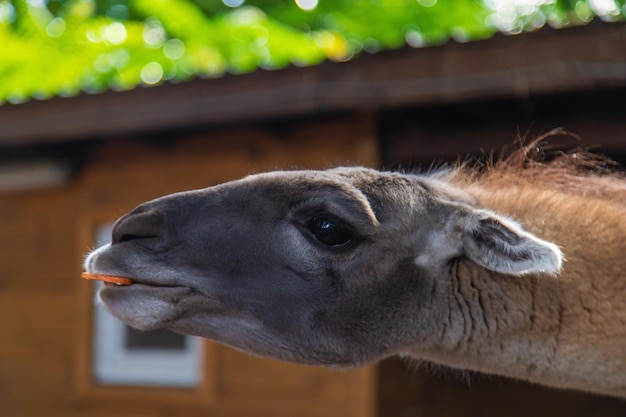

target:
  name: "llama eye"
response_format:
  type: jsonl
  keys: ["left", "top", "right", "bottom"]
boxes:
{"left": 307, "top": 215, "right": 353, "bottom": 247}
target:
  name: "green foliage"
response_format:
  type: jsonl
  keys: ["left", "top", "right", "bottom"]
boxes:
{"left": 0, "top": 0, "right": 624, "bottom": 104}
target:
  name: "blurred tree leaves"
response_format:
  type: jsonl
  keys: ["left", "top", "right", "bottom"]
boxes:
{"left": 0, "top": 0, "right": 624, "bottom": 104}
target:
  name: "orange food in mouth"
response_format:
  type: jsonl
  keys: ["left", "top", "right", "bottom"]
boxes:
{"left": 81, "top": 272, "right": 133, "bottom": 286}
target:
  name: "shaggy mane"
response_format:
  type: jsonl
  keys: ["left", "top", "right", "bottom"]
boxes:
{"left": 449, "top": 130, "right": 626, "bottom": 201}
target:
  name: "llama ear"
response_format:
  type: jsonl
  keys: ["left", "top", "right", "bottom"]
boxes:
{"left": 460, "top": 210, "right": 563, "bottom": 276}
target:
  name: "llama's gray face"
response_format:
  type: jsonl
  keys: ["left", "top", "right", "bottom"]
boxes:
{"left": 85, "top": 167, "right": 561, "bottom": 366}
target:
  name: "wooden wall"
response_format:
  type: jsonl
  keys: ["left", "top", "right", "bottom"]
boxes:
{"left": 0, "top": 114, "right": 379, "bottom": 417}
{"left": 2, "top": 90, "right": 625, "bottom": 417}
{"left": 380, "top": 89, "right": 626, "bottom": 167}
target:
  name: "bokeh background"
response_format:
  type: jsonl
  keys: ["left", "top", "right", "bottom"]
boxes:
{"left": 1, "top": 1, "right": 625, "bottom": 416}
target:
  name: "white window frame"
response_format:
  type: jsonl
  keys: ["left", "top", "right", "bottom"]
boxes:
{"left": 91, "top": 224, "right": 203, "bottom": 388}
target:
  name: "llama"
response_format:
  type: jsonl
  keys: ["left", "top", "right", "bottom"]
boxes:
{"left": 84, "top": 143, "right": 626, "bottom": 398}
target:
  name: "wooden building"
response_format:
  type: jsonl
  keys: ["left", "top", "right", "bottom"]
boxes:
{"left": 1, "top": 21, "right": 625, "bottom": 417}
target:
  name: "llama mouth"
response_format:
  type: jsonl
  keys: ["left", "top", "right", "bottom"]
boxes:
{"left": 86, "top": 266, "right": 210, "bottom": 301}
{"left": 84, "top": 270, "right": 183, "bottom": 290}
{"left": 102, "top": 279, "right": 185, "bottom": 289}
{"left": 99, "top": 275, "right": 206, "bottom": 297}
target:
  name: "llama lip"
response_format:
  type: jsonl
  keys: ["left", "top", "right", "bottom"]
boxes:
{"left": 96, "top": 274, "right": 186, "bottom": 289}
{"left": 103, "top": 281, "right": 182, "bottom": 288}
{"left": 98, "top": 278, "right": 179, "bottom": 288}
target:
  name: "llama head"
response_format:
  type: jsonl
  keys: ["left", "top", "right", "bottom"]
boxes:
{"left": 84, "top": 167, "right": 562, "bottom": 366}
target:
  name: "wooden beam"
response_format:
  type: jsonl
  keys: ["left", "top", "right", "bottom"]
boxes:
{"left": 1, "top": 21, "right": 625, "bottom": 146}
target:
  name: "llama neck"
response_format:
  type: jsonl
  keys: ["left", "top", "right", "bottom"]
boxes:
{"left": 413, "top": 182, "right": 626, "bottom": 397}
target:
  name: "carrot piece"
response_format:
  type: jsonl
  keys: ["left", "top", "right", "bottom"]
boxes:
{"left": 81, "top": 272, "right": 133, "bottom": 286}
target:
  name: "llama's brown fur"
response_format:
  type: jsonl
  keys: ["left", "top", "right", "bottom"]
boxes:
{"left": 455, "top": 137, "right": 625, "bottom": 199}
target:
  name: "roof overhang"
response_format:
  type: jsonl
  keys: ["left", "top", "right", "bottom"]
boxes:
{"left": 1, "top": 21, "right": 625, "bottom": 146}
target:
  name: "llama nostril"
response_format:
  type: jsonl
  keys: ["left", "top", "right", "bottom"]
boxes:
{"left": 111, "top": 208, "right": 166, "bottom": 246}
